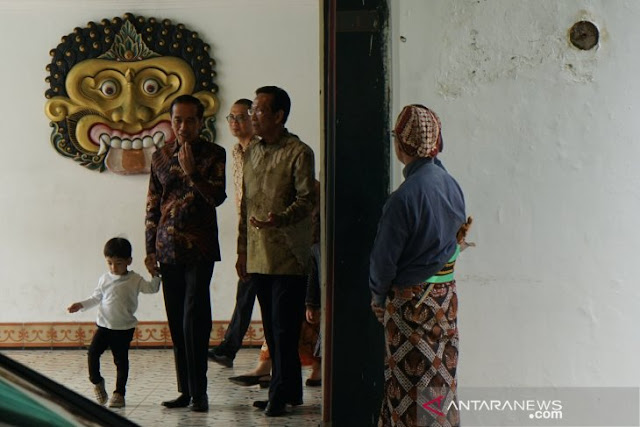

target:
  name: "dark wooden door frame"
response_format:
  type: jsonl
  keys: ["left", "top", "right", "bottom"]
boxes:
{"left": 323, "top": 1, "right": 389, "bottom": 424}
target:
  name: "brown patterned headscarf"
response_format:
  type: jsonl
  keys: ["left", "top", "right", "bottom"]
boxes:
{"left": 394, "top": 104, "right": 443, "bottom": 158}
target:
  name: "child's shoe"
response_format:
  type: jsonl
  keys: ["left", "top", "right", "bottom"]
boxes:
{"left": 93, "top": 379, "right": 108, "bottom": 405}
{"left": 108, "top": 392, "right": 125, "bottom": 408}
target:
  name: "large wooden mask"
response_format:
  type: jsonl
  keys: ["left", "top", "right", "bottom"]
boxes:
{"left": 44, "top": 13, "right": 218, "bottom": 174}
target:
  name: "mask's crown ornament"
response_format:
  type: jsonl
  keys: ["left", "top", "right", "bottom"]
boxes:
{"left": 99, "top": 20, "right": 160, "bottom": 61}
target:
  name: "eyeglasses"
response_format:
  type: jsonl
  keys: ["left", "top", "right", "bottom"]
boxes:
{"left": 247, "top": 108, "right": 266, "bottom": 117}
{"left": 226, "top": 114, "right": 248, "bottom": 123}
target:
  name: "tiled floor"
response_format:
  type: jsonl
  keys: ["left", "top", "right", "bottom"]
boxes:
{"left": 3, "top": 348, "right": 321, "bottom": 426}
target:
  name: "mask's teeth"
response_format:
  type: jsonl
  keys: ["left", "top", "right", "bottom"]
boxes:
{"left": 154, "top": 132, "right": 166, "bottom": 148}
{"left": 98, "top": 133, "right": 109, "bottom": 155}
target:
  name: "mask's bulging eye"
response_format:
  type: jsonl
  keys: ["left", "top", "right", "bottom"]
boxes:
{"left": 100, "top": 80, "right": 118, "bottom": 97}
{"left": 142, "top": 78, "right": 160, "bottom": 95}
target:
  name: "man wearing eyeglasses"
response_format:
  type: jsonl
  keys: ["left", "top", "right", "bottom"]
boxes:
{"left": 208, "top": 99, "right": 260, "bottom": 368}
{"left": 236, "top": 86, "right": 316, "bottom": 417}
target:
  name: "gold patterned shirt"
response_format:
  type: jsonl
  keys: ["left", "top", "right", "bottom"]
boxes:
{"left": 231, "top": 135, "right": 260, "bottom": 215}
{"left": 238, "top": 130, "right": 315, "bottom": 275}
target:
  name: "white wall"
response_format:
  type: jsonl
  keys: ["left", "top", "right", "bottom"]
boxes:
{"left": 0, "top": 0, "right": 320, "bottom": 323}
{"left": 390, "top": 0, "right": 640, "bottom": 387}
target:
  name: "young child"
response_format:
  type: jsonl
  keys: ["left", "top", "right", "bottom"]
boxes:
{"left": 67, "top": 237, "right": 160, "bottom": 408}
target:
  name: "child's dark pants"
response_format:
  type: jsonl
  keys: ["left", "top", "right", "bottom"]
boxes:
{"left": 88, "top": 326, "right": 135, "bottom": 395}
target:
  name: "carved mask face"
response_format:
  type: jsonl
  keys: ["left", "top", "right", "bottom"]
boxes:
{"left": 44, "top": 15, "right": 218, "bottom": 174}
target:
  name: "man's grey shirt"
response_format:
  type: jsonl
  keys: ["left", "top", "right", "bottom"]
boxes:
{"left": 369, "top": 157, "right": 466, "bottom": 306}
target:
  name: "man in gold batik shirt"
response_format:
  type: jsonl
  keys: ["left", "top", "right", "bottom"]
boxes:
{"left": 236, "top": 86, "right": 315, "bottom": 417}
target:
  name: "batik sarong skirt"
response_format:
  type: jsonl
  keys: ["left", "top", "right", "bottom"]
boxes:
{"left": 379, "top": 281, "right": 460, "bottom": 427}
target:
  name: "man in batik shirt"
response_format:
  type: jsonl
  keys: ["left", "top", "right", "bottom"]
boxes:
{"left": 145, "top": 95, "right": 226, "bottom": 412}
{"left": 209, "top": 99, "right": 261, "bottom": 368}
{"left": 236, "top": 86, "right": 315, "bottom": 417}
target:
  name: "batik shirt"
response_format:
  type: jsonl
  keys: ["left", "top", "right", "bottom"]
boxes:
{"left": 146, "top": 138, "right": 226, "bottom": 264}
{"left": 231, "top": 135, "right": 260, "bottom": 215}
{"left": 238, "top": 130, "right": 315, "bottom": 275}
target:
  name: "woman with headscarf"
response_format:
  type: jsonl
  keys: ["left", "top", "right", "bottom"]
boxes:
{"left": 369, "top": 105, "right": 468, "bottom": 427}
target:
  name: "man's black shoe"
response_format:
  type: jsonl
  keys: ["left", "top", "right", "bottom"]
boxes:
{"left": 161, "top": 394, "right": 191, "bottom": 408}
{"left": 229, "top": 374, "right": 264, "bottom": 386}
{"left": 208, "top": 349, "right": 233, "bottom": 368}
{"left": 253, "top": 400, "right": 269, "bottom": 410}
{"left": 253, "top": 399, "right": 303, "bottom": 410}
{"left": 265, "top": 401, "right": 287, "bottom": 417}
{"left": 306, "top": 378, "right": 322, "bottom": 387}
{"left": 190, "top": 395, "right": 209, "bottom": 412}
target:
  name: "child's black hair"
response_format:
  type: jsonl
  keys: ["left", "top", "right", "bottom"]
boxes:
{"left": 103, "top": 237, "right": 132, "bottom": 259}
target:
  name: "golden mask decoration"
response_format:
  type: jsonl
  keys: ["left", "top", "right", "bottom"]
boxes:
{"left": 44, "top": 13, "right": 218, "bottom": 174}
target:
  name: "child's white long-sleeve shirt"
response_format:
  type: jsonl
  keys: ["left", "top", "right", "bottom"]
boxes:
{"left": 79, "top": 271, "right": 161, "bottom": 330}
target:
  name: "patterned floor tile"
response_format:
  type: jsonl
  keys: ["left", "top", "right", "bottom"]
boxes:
{"left": 3, "top": 348, "right": 321, "bottom": 426}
